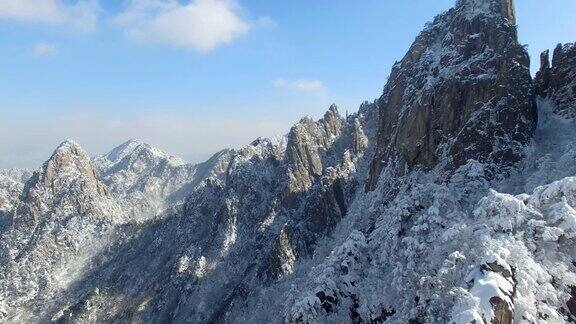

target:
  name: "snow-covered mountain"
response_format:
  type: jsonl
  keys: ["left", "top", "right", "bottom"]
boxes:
{"left": 0, "top": 141, "right": 125, "bottom": 321}
{"left": 0, "top": 169, "right": 31, "bottom": 227}
{"left": 94, "top": 139, "right": 232, "bottom": 221}
{"left": 1, "top": 0, "right": 575, "bottom": 323}
{"left": 36, "top": 101, "right": 378, "bottom": 323}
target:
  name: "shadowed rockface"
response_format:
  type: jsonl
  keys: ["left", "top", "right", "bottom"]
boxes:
{"left": 535, "top": 42, "right": 576, "bottom": 118}
{"left": 366, "top": 0, "right": 537, "bottom": 191}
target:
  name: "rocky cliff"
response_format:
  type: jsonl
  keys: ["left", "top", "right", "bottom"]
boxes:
{"left": 0, "top": 141, "right": 125, "bottom": 321}
{"left": 535, "top": 42, "right": 576, "bottom": 118}
{"left": 366, "top": 0, "right": 536, "bottom": 190}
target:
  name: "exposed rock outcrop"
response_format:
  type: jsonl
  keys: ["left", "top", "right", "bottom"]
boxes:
{"left": 535, "top": 43, "right": 576, "bottom": 117}
{"left": 569, "top": 286, "right": 576, "bottom": 318}
{"left": 16, "top": 140, "right": 115, "bottom": 227}
{"left": 266, "top": 225, "right": 298, "bottom": 279}
{"left": 367, "top": 0, "right": 537, "bottom": 190}
{"left": 0, "top": 141, "right": 124, "bottom": 322}
{"left": 286, "top": 105, "right": 343, "bottom": 194}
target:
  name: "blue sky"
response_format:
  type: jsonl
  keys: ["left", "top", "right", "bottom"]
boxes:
{"left": 0, "top": 0, "right": 575, "bottom": 168}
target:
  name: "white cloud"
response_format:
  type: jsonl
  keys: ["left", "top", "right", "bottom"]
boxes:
{"left": 295, "top": 79, "right": 325, "bottom": 92}
{"left": 0, "top": 0, "right": 62, "bottom": 24}
{"left": 272, "top": 78, "right": 326, "bottom": 93}
{"left": 0, "top": 0, "right": 100, "bottom": 32}
{"left": 115, "top": 0, "right": 256, "bottom": 53}
{"left": 32, "top": 42, "right": 58, "bottom": 58}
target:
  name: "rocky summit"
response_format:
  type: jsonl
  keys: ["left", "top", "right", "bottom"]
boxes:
{"left": 536, "top": 43, "right": 576, "bottom": 118}
{"left": 1, "top": 0, "right": 576, "bottom": 323}
{"left": 366, "top": 0, "right": 536, "bottom": 190}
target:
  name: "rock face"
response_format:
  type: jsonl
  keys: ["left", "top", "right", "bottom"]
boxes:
{"left": 568, "top": 286, "right": 576, "bottom": 318}
{"left": 94, "top": 139, "right": 231, "bottom": 220}
{"left": 286, "top": 105, "right": 343, "bottom": 193}
{"left": 366, "top": 0, "right": 537, "bottom": 190}
{"left": 279, "top": 104, "right": 377, "bottom": 263}
{"left": 0, "top": 141, "right": 125, "bottom": 322}
{"left": 535, "top": 43, "right": 576, "bottom": 117}
{"left": 16, "top": 141, "right": 115, "bottom": 227}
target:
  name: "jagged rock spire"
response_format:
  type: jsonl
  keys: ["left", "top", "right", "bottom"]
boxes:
{"left": 498, "top": 0, "right": 516, "bottom": 24}
{"left": 535, "top": 43, "right": 576, "bottom": 118}
{"left": 366, "top": 0, "right": 535, "bottom": 191}
{"left": 30, "top": 140, "right": 98, "bottom": 195}
{"left": 285, "top": 106, "right": 343, "bottom": 192}
{"left": 502, "top": 0, "right": 516, "bottom": 25}
{"left": 17, "top": 140, "right": 112, "bottom": 226}
{"left": 456, "top": 0, "right": 516, "bottom": 25}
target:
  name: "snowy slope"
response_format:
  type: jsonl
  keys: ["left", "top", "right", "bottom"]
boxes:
{"left": 0, "top": 170, "right": 31, "bottom": 215}
{"left": 288, "top": 122, "right": 576, "bottom": 322}
{"left": 0, "top": 169, "right": 32, "bottom": 183}
{"left": 94, "top": 139, "right": 231, "bottom": 220}
{"left": 0, "top": 139, "right": 232, "bottom": 321}
{"left": 0, "top": 170, "right": 31, "bottom": 226}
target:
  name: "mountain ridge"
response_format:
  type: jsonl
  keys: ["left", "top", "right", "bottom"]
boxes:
{"left": 93, "top": 139, "right": 231, "bottom": 221}
{"left": 1, "top": 1, "right": 576, "bottom": 323}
